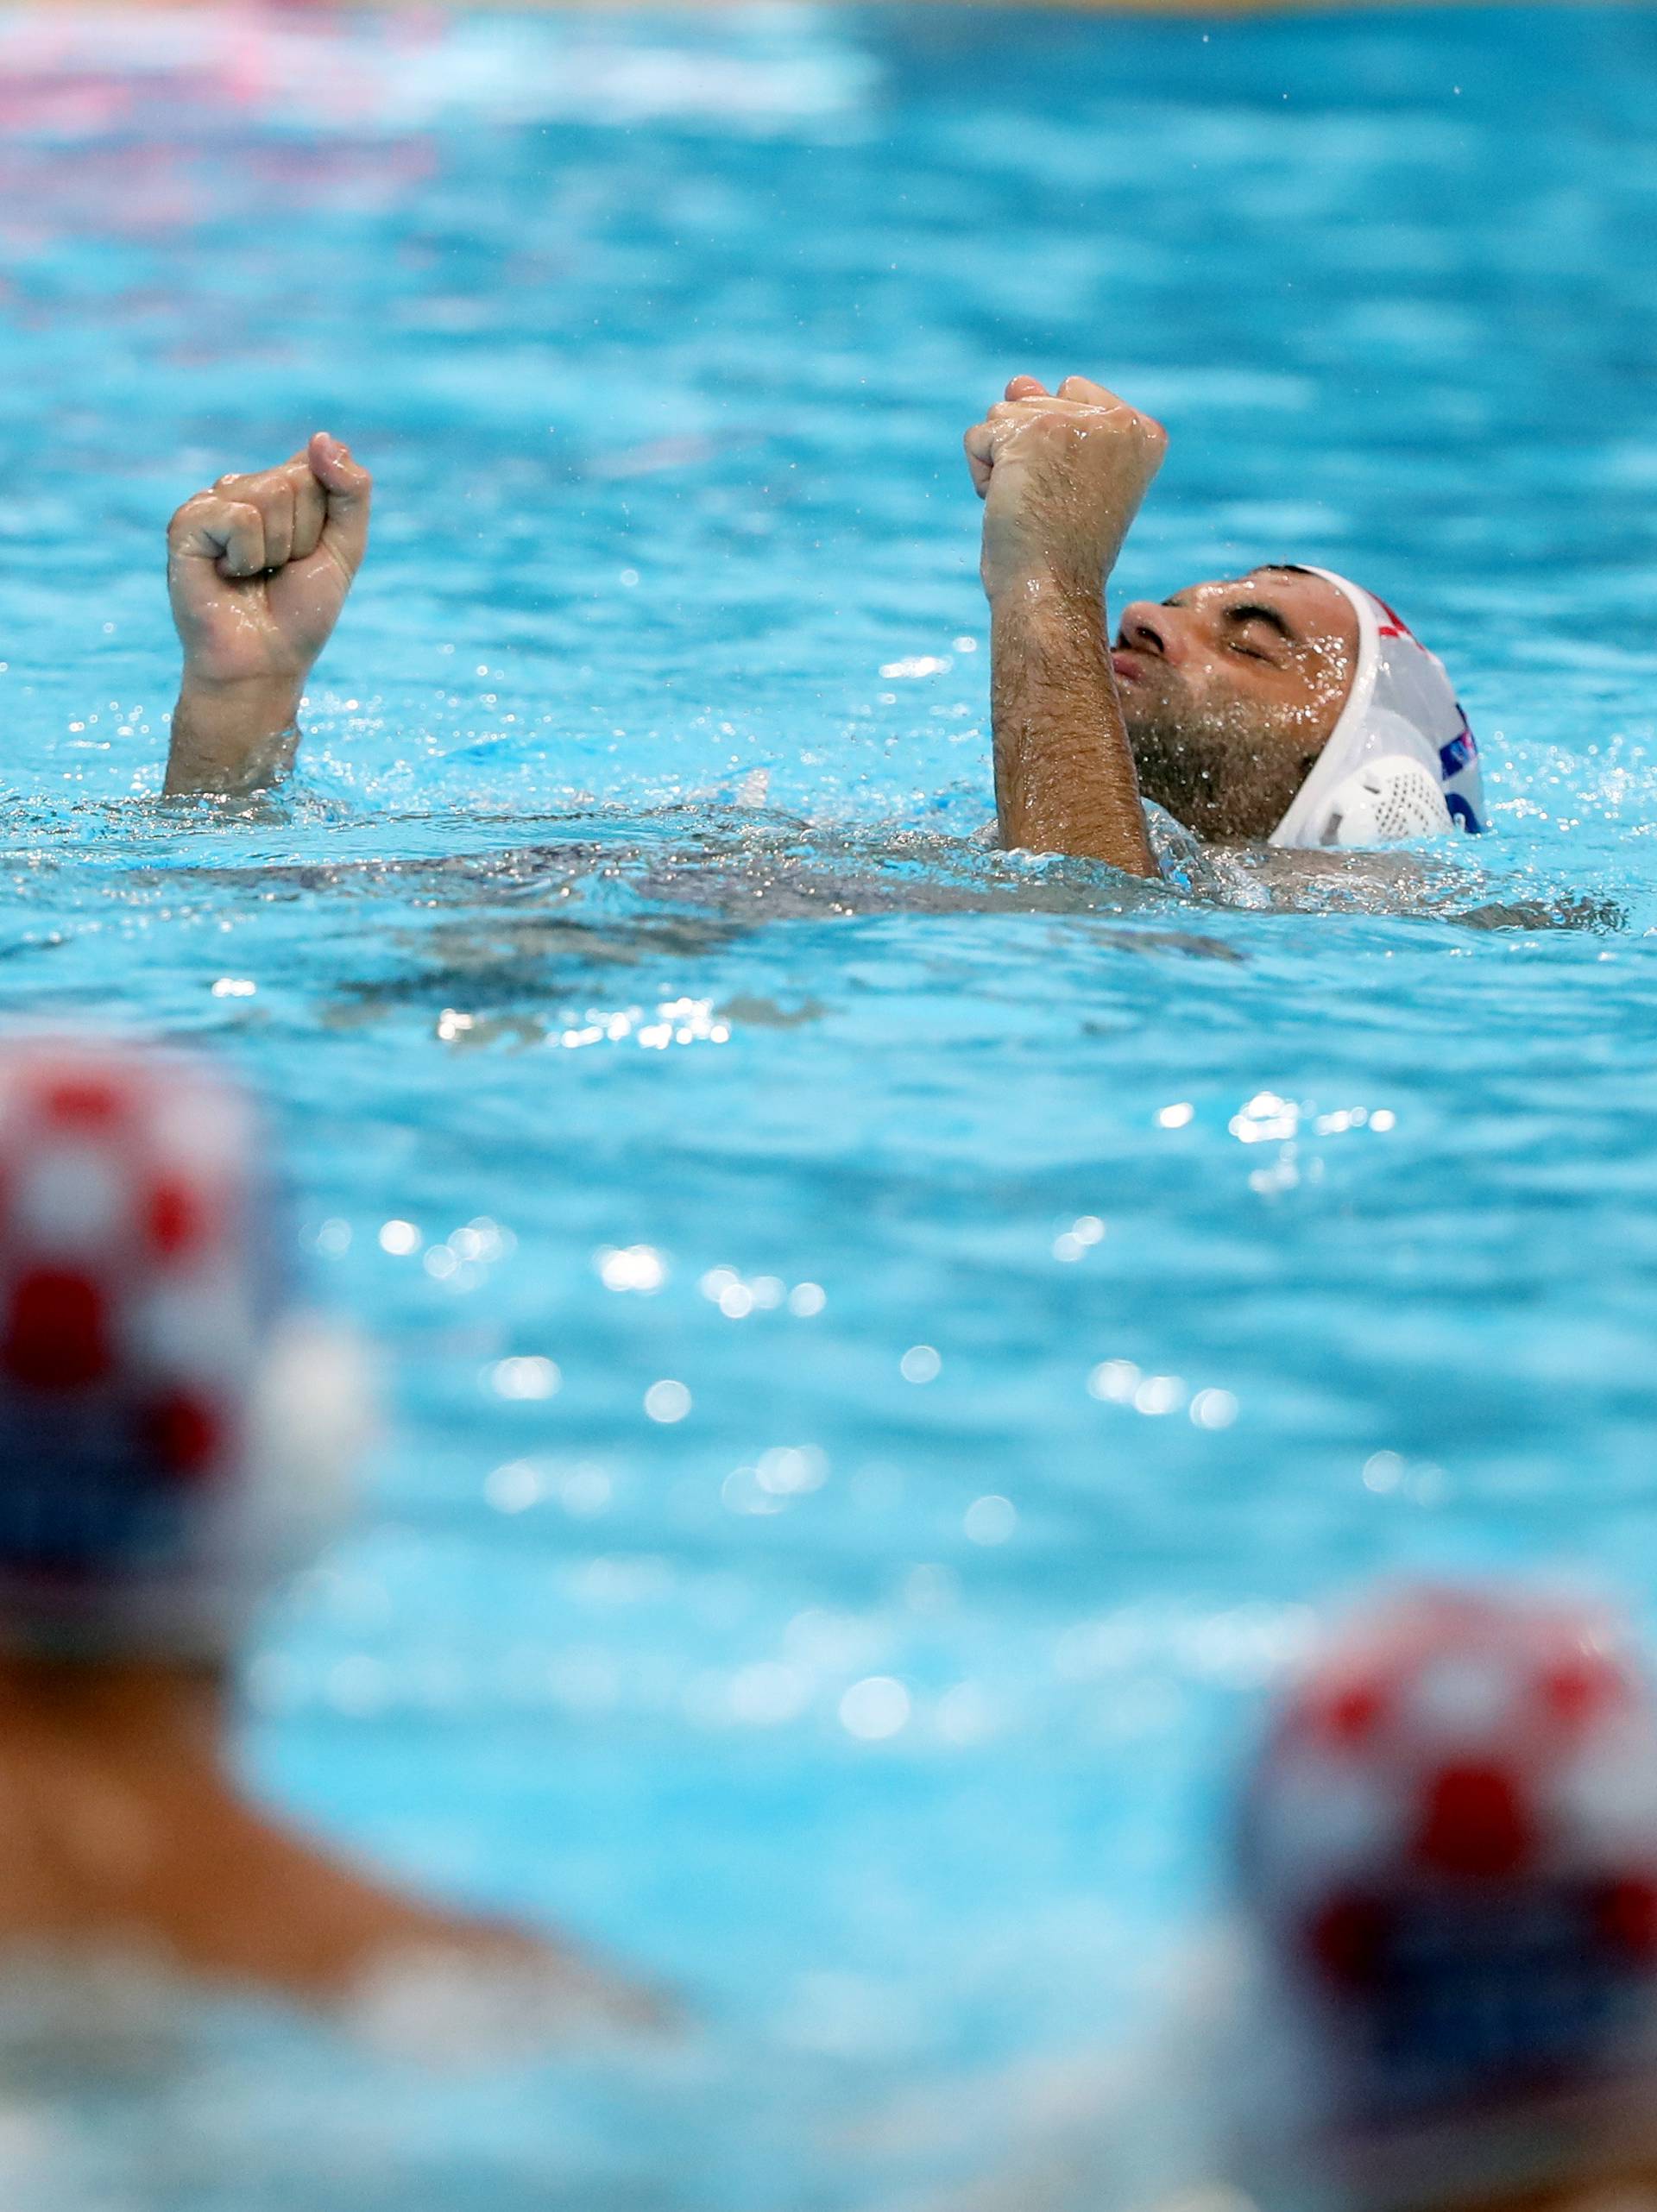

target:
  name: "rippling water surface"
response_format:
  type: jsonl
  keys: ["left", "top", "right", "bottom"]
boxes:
{"left": 3, "top": 5, "right": 1657, "bottom": 2204}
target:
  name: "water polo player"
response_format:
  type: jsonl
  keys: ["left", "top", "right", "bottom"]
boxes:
{"left": 0, "top": 1037, "right": 646, "bottom": 2032}
{"left": 158, "top": 408, "right": 1486, "bottom": 891}
{"left": 965, "top": 375, "right": 1486, "bottom": 878}
{"left": 927, "top": 1585, "right": 1657, "bottom": 2212}
{"left": 1220, "top": 1584, "right": 1657, "bottom": 2212}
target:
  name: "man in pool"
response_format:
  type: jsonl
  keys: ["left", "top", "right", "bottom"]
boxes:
{"left": 161, "top": 406, "right": 1484, "bottom": 887}
{"left": 963, "top": 374, "right": 1486, "bottom": 878}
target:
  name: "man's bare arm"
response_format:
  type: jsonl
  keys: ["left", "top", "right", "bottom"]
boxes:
{"left": 965, "top": 375, "right": 1165, "bottom": 879}
{"left": 167, "top": 677, "right": 307, "bottom": 797}
{"left": 165, "top": 432, "right": 371, "bottom": 796}
{"left": 990, "top": 576, "right": 1156, "bottom": 871}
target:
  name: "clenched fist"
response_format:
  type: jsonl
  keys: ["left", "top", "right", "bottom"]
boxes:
{"left": 168, "top": 432, "right": 371, "bottom": 690}
{"left": 963, "top": 375, "right": 1166, "bottom": 605}
{"left": 165, "top": 432, "right": 371, "bottom": 796}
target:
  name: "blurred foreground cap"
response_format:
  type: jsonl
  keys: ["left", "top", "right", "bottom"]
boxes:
{"left": 1242, "top": 1585, "right": 1657, "bottom": 2111}
{"left": 0, "top": 1037, "right": 369, "bottom": 1659}
{"left": 1230, "top": 1585, "right": 1657, "bottom": 2211}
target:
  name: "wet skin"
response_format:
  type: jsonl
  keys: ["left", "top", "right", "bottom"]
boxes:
{"left": 1112, "top": 566, "right": 1359, "bottom": 843}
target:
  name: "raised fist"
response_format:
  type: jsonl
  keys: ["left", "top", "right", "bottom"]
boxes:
{"left": 167, "top": 432, "right": 372, "bottom": 691}
{"left": 963, "top": 375, "right": 1166, "bottom": 604}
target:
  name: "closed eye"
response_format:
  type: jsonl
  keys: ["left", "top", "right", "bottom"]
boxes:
{"left": 1224, "top": 602, "right": 1295, "bottom": 663}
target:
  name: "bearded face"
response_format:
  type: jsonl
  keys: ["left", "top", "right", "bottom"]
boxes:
{"left": 1110, "top": 568, "right": 1358, "bottom": 843}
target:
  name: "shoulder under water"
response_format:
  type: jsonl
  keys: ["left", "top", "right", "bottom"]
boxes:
{"left": 1144, "top": 801, "right": 1625, "bottom": 934}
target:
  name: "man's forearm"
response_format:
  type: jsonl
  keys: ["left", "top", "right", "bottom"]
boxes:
{"left": 165, "top": 677, "right": 303, "bottom": 796}
{"left": 989, "top": 577, "right": 1158, "bottom": 878}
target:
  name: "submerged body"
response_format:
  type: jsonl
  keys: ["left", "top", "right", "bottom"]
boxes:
{"left": 0, "top": 1657, "right": 539, "bottom": 2008}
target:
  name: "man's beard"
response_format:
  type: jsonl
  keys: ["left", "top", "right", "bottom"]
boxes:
{"left": 1122, "top": 666, "right": 1324, "bottom": 844}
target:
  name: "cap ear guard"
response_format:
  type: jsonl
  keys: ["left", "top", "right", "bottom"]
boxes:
{"left": 1320, "top": 758, "right": 1452, "bottom": 848}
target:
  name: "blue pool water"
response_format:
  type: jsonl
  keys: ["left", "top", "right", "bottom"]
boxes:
{"left": 4, "top": 3, "right": 1657, "bottom": 2202}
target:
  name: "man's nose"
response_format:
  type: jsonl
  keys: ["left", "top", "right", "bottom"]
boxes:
{"left": 1118, "top": 602, "right": 1180, "bottom": 658}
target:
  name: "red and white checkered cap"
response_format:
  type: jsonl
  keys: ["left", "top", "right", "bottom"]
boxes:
{"left": 0, "top": 1038, "right": 367, "bottom": 1654}
{"left": 1238, "top": 1585, "right": 1657, "bottom": 2125}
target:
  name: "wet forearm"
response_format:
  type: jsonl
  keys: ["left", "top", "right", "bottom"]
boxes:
{"left": 165, "top": 676, "right": 302, "bottom": 796}
{"left": 989, "top": 579, "right": 1158, "bottom": 878}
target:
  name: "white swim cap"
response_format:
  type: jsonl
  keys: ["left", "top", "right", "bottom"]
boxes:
{"left": 1269, "top": 571, "right": 1486, "bottom": 850}
{"left": 0, "top": 1040, "right": 372, "bottom": 1661}
{"left": 1231, "top": 1585, "right": 1657, "bottom": 2209}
